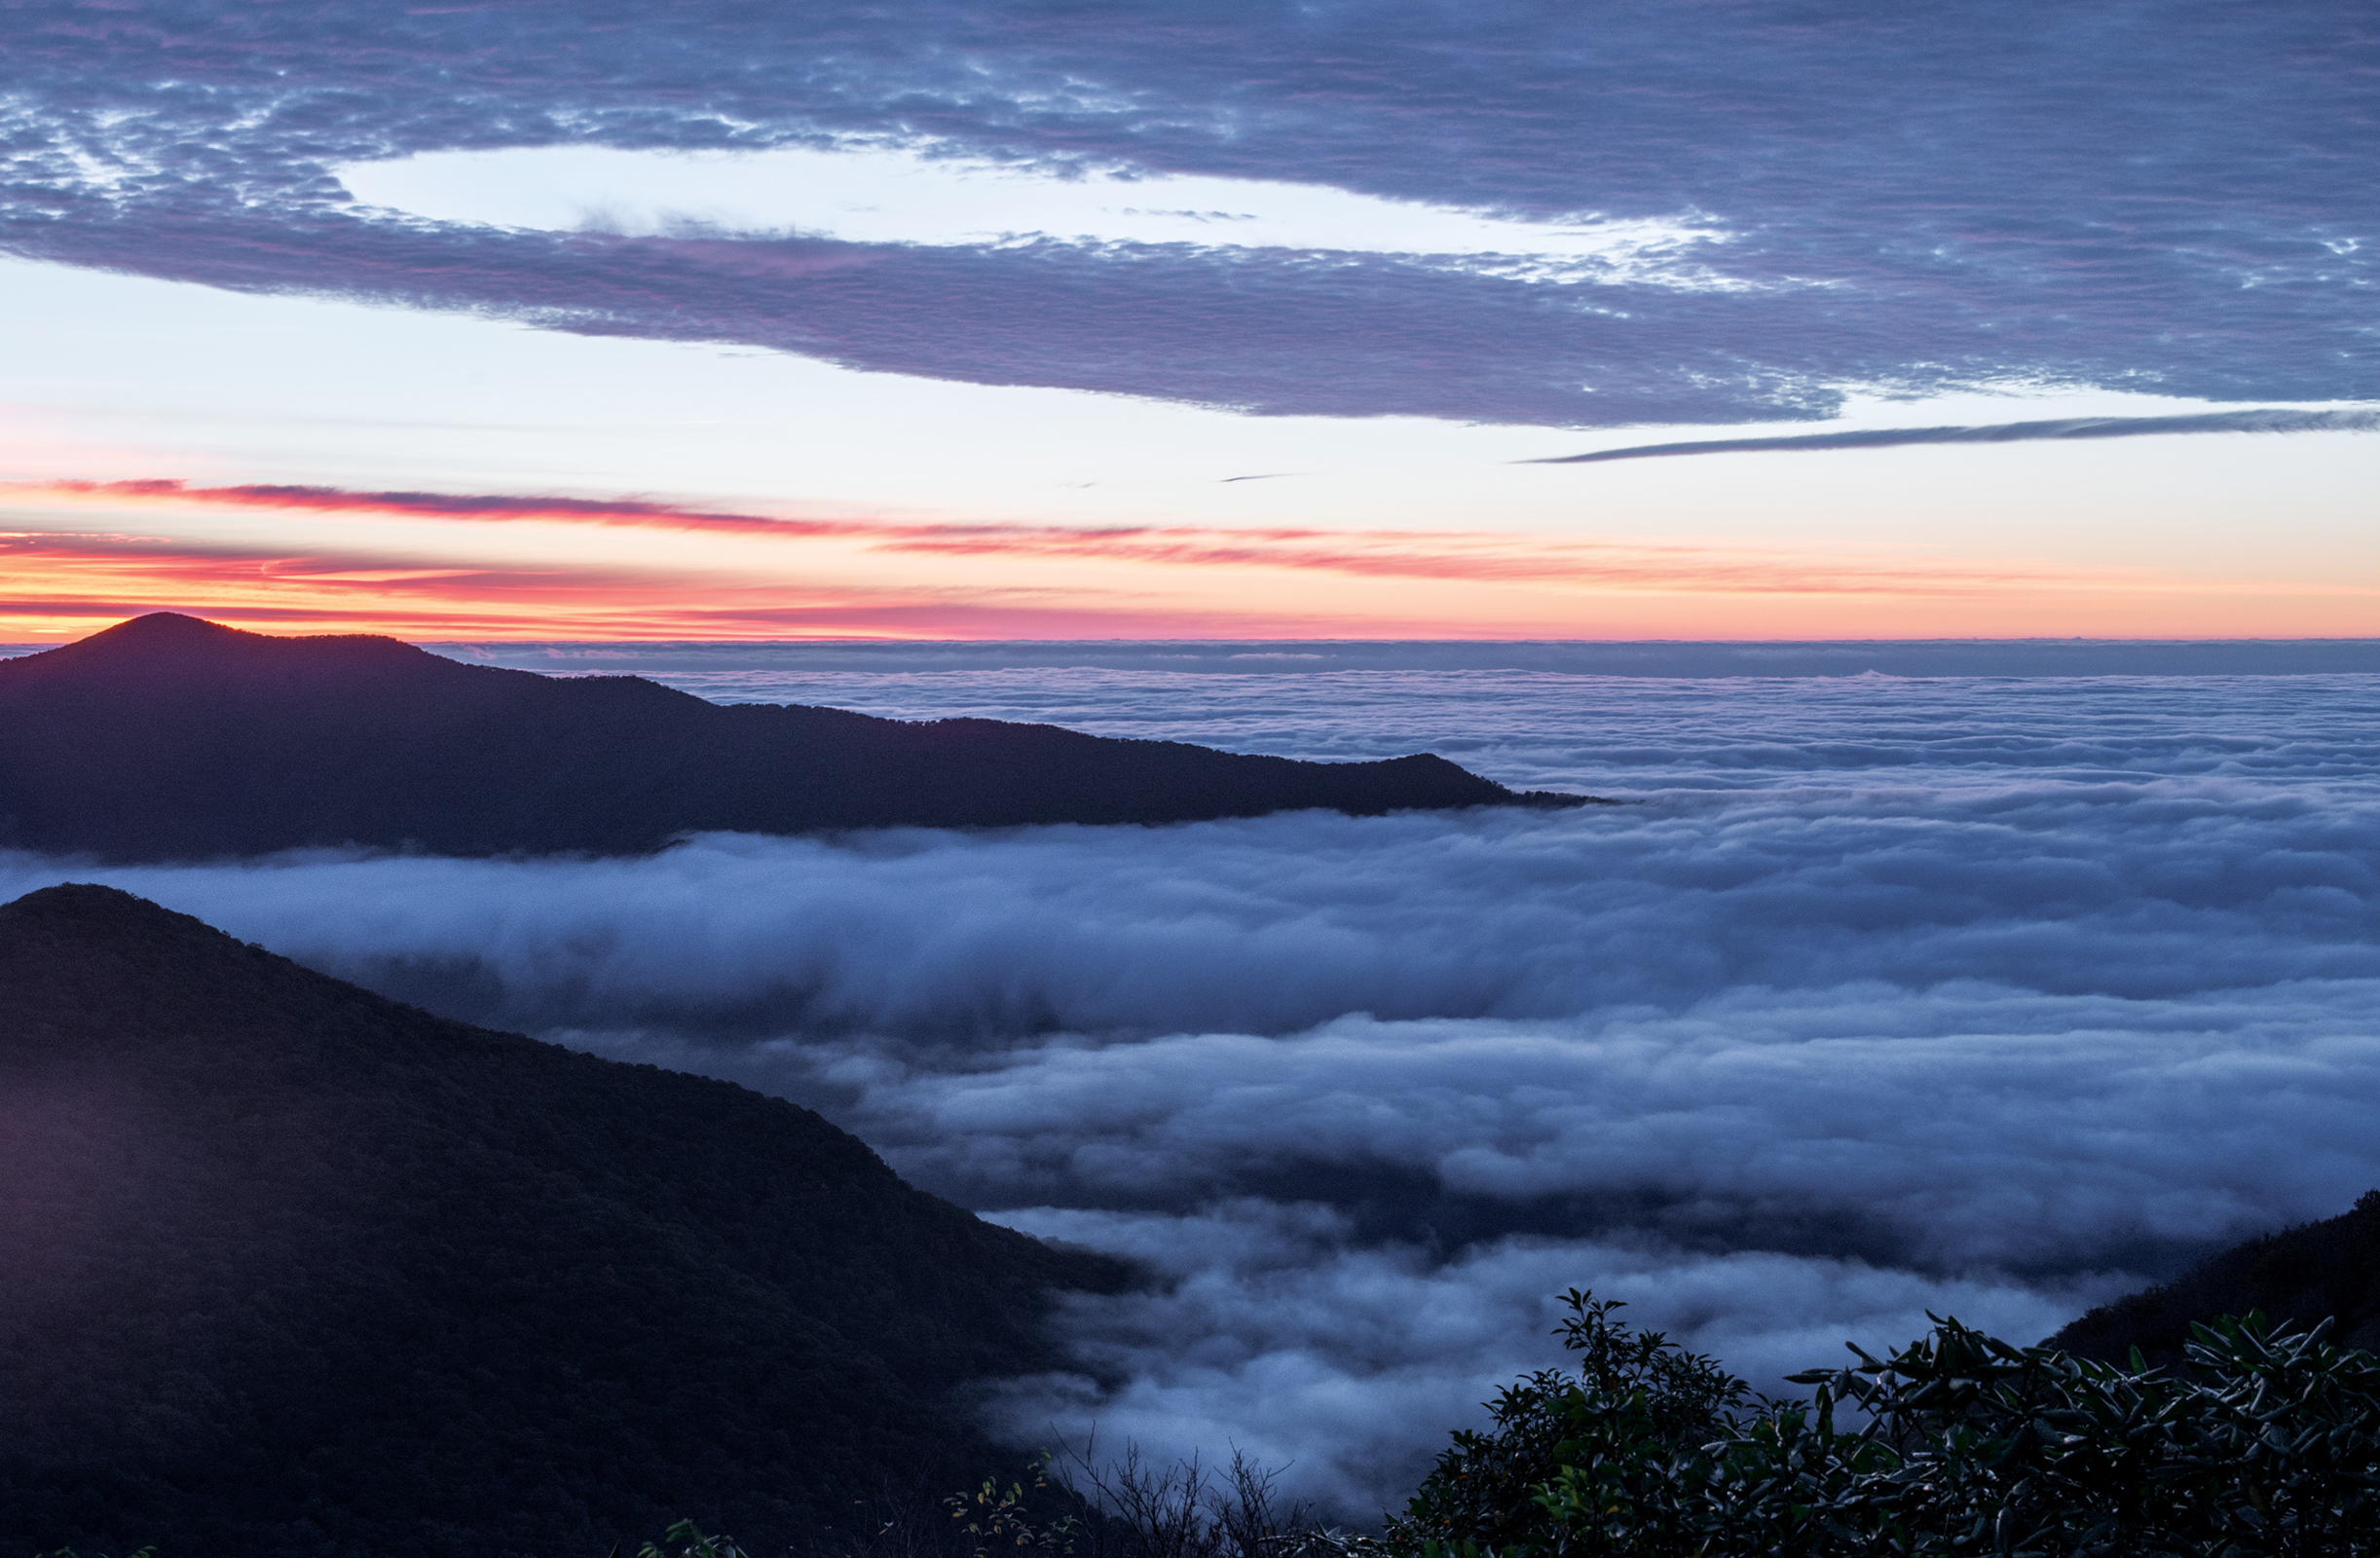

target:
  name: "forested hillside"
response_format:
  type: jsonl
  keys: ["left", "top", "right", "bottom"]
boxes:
{"left": 0, "top": 884, "right": 1127, "bottom": 1557}
{"left": 2053, "top": 1192, "right": 2380, "bottom": 1367}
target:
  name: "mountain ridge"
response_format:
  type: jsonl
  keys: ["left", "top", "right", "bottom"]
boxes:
{"left": 0, "top": 614, "right": 1591, "bottom": 861}
{"left": 0, "top": 880, "right": 1127, "bottom": 1557}
{"left": 2050, "top": 1192, "right": 2380, "bottom": 1368}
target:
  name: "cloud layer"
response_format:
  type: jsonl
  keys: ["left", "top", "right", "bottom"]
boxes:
{"left": 447, "top": 649, "right": 2380, "bottom": 787}
{"left": 5, "top": 663, "right": 2377, "bottom": 1508}
{"left": 6, "top": 670, "right": 2370, "bottom": 1254}
{"left": 6, "top": 1, "right": 2376, "bottom": 423}
{"left": 20, "top": 766, "right": 2366, "bottom": 1273}
{"left": 428, "top": 639, "right": 2380, "bottom": 686}
{"left": 32, "top": 476, "right": 2365, "bottom": 643}
{"left": 7, "top": 477, "right": 2099, "bottom": 594}
{"left": 975, "top": 1203, "right": 2112, "bottom": 1514}
{"left": 1536, "top": 408, "right": 2380, "bottom": 465}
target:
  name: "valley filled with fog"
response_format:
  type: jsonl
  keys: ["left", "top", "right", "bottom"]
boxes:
{"left": 8, "top": 650, "right": 2376, "bottom": 1514}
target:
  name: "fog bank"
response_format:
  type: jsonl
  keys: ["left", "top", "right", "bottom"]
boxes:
{"left": 6, "top": 667, "right": 2373, "bottom": 1511}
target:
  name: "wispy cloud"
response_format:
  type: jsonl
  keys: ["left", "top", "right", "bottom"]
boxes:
{"left": 15, "top": 477, "right": 2101, "bottom": 597}
{"left": 30, "top": 480, "right": 859, "bottom": 538}
{"left": 1529, "top": 408, "right": 2380, "bottom": 465}
{"left": 0, "top": 529, "right": 1107, "bottom": 638}
{"left": 12, "top": 476, "right": 2373, "bottom": 640}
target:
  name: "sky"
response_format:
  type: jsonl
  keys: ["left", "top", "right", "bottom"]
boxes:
{"left": 10, "top": 1, "right": 2380, "bottom": 1522}
{"left": 5, "top": 0, "right": 2378, "bottom": 640}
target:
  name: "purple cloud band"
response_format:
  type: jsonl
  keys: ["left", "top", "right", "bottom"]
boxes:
{"left": 5, "top": 1, "right": 2376, "bottom": 426}
{"left": 1528, "top": 407, "right": 2380, "bottom": 464}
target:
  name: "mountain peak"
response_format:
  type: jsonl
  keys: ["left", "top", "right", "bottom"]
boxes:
{"left": 88, "top": 610, "right": 251, "bottom": 643}
{"left": 6, "top": 612, "right": 442, "bottom": 682}
{"left": 0, "top": 885, "right": 242, "bottom": 966}
{"left": 0, "top": 613, "right": 1583, "bottom": 861}
{"left": 69, "top": 612, "right": 304, "bottom": 658}
{"left": 0, "top": 881, "right": 196, "bottom": 932}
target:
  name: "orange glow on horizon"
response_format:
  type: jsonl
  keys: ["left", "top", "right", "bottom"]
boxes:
{"left": 12, "top": 477, "right": 2105, "bottom": 595}
{"left": 5, "top": 475, "right": 2377, "bottom": 642}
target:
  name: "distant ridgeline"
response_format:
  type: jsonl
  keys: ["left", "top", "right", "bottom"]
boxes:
{"left": 0, "top": 884, "right": 1130, "bottom": 1557}
{"left": 0, "top": 614, "right": 1587, "bottom": 860}
{"left": 2054, "top": 1192, "right": 2380, "bottom": 1368}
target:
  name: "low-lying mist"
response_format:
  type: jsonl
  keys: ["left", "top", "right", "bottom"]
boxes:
{"left": 974, "top": 1202, "right": 2107, "bottom": 1513}
{"left": 9, "top": 668, "right": 2375, "bottom": 1514}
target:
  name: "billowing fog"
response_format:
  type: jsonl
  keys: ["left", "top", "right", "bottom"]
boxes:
{"left": 10, "top": 654, "right": 2375, "bottom": 1512}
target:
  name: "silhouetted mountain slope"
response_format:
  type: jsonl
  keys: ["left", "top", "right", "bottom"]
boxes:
{"left": 0, "top": 614, "right": 1585, "bottom": 860}
{"left": 0, "top": 883, "right": 1128, "bottom": 1558}
{"left": 2050, "top": 1192, "right": 2380, "bottom": 1368}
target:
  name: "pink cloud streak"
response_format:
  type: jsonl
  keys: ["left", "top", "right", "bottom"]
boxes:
{"left": 17, "top": 477, "right": 2094, "bottom": 597}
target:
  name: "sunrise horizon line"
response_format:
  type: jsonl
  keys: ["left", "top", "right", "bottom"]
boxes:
{"left": 7, "top": 612, "right": 2380, "bottom": 651}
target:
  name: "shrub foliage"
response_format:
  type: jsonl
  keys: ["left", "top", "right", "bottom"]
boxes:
{"left": 1379, "top": 1290, "right": 2380, "bottom": 1558}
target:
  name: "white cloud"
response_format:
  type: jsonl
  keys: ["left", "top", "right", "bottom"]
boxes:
{"left": 975, "top": 1203, "right": 2115, "bottom": 1517}
{"left": 6, "top": 668, "right": 2374, "bottom": 1502}
{"left": 337, "top": 143, "right": 1736, "bottom": 287}
{"left": 6, "top": 753, "right": 2374, "bottom": 1275}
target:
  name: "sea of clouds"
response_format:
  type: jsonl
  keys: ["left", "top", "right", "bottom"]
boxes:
{"left": 6, "top": 653, "right": 2377, "bottom": 1512}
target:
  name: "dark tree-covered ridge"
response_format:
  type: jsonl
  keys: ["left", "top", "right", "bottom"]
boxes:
{"left": 0, "top": 883, "right": 1130, "bottom": 1558}
{"left": 0, "top": 613, "right": 1587, "bottom": 861}
{"left": 2053, "top": 1192, "right": 2380, "bottom": 1369}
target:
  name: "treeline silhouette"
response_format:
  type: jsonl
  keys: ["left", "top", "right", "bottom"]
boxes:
{"left": 2052, "top": 1191, "right": 2380, "bottom": 1370}
{"left": 653, "top": 1288, "right": 2380, "bottom": 1558}
{"left": 931, "top": 1288, "right": 2380, "bottom": 1558}
{"left": 913, "top": 1206, "right": 2380, "bottom": 1558}
{"left": 0, "top": 614, "right": 1590, "bottom": 861}
{"left": 1364, "top": 1291, "right": 2380, "bottom": 1555}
